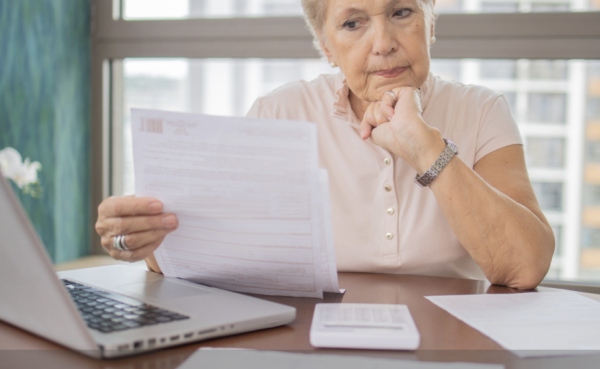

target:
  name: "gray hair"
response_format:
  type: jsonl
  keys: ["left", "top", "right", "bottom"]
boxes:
{"left": 301, "top": 0, "right": 437, "bottom": 54}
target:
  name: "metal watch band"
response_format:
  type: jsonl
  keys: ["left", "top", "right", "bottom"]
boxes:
{"left": 414, "top": 139, "right": 459, "bottom": 188}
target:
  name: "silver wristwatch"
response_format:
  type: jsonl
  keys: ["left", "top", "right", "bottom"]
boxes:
{"left": 414, "top": 139, "right": 459, "bottom": 188}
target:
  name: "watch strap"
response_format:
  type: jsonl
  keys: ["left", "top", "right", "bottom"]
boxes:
{"left": 414, "top": 139, "right": 458, "bottom": 188}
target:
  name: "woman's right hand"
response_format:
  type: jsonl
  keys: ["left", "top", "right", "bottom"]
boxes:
{"left": 95, "top": 196, "right": 178, "bottom": 268}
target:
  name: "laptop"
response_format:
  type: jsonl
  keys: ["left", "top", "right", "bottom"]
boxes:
{"left": 0, "top": 175, "right": 296, "bottom": 358}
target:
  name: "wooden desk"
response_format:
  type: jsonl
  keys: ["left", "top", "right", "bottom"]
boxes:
{"left": 1, "top": 272, "right": 599, "bottom": 369}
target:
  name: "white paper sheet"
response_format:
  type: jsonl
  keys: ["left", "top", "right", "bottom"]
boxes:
{"left": 131, "top": 109, "right": 339, "bottom": 298}
{"left": 426, "top": 291, "right": 600, "bottom": 357}
{"left": 179, "top": 349, "right": 504, "bottom": 369}
{"left": 317, "top": 170, "right": 340, "bottom": 294}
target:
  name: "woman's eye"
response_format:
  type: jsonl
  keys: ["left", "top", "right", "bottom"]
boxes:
{"left": 394, "top": 9, "right": 411, "bottom": 17}
{"left": 343, "top": 20, "right": 359, "bottom": 29}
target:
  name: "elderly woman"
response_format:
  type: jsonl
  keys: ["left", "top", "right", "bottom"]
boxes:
{"left": 95, "top": 0, "right": 555, "bottom": 289}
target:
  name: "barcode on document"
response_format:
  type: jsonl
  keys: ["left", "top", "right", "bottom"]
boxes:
{"left": 141, "top": 118, "right": 163, "bottom": 133}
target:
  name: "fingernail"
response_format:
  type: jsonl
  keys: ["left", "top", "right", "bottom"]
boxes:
{"left": 149, "top": 202, "right": 162, "bottom": 212}
{"left": 163, "top": 215, "right": 177, "bottom": 228}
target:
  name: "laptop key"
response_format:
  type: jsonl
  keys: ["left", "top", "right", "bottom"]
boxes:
{"left": 123, "top": 321, "right": 141, "bottom": 328}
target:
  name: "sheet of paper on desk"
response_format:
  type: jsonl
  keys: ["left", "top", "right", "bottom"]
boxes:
{"left": 179, "top": 349, "right": 504, "bottom": 369}
{"left": 426, "top": 291, "right": 600, "bottom": 357}
{"left": 131, "top": 109, "right": 340, "bottom": 298}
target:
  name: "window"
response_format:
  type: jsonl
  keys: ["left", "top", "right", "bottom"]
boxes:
{"left": 123, "top": 0, "right": 304, "bottom": 19}
{"left": 480, "top": 60, "right": 517, "bottom": 80}
{"left": 532, "top": 182, "right": 563, "bottom": 211}
{"left": 435, "top": 0, "right": 596, "bottom": 12}
{"left": 122, "top": 0, "right": 599, "bottom": 19}
{"left": 94, "top": 1, "right": 600, "bottom": 282}
{"left": 527, "top": 93, "right": 567, "bottom": 124}
{"left": 526, "top": 137, "right": 565, "bottom": 168}
{"left": 529, "top": 60, "right": 568, "bottom": 80}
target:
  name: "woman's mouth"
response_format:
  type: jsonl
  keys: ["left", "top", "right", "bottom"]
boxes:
{"left": 373, "top": 67, "right": 407, "bottom": 78}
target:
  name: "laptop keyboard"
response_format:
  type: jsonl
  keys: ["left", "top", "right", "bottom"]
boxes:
{"left": 61, "top": 279, "right": 189, "bottom": 334}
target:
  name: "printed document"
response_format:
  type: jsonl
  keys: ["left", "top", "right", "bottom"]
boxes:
{"left": 179, "top": 349, "right": 504, "bottom": 369}
{"left": 131, "top": 109, "right": 339, "bottom": 298}
{"left": 426, "top": 291, "right": 600, "bottom": 357}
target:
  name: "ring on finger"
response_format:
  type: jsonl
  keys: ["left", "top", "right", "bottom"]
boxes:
{"left": 113, "top": 234, "right": 130, "bottom": 251}
{"left": 384, "top": 90, "right": 397, "bottom": 103}
{"left": 119, "top": 235, "right": 130, "bottom": 251}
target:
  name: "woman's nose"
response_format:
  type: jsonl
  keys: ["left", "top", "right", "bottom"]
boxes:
{"left": 371, "top": 21, "right": 399, "bottom": 56}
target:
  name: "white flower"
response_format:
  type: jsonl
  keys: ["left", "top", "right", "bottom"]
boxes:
{"left": 0, "top": 147, "right": 22, "bottom": 180}
{"left": 14, "top": 158, "right": 42, "bottom": 188}
{"left": 0, "top": 147, "right": 42, "bottom": 189}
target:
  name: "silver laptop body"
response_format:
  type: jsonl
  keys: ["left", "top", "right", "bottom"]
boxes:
{"left": 0, "top": 176, "right": 296, "bottom": 358}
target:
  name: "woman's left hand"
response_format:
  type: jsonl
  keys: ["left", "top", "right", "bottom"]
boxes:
{"left": 360, "top": 87, "right": 446, "bottom": 175}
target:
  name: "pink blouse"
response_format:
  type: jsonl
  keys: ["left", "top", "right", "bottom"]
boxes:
{"left": 247, "top": 71, "right": 523, "bottom": 280}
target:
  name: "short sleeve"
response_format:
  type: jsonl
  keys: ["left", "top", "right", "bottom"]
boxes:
{"left": 475, "top": 94, "right": 523, "bottom": 163}
{"left": 246, "top": 98, "right": 274, "bottom": 119}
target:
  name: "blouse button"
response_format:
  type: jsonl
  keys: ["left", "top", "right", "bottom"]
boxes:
{"left": 384, "top": 184, "right": 392, "bottom": 192}
{"left": 387, "top": 208, "right": 394, "bottom": 215}
{"left": 386, "top": 232, "right": 394, "bottom": 240}
{"left": 384, "top": 158, "right": 391, "bottom": 165}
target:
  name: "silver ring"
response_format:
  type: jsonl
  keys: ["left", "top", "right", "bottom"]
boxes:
{"left": 113, "top": 235, "right": 130, "bottom": 251}
{"left": 119, "top": 235, "right": 130, "bottom": 251}
{"left": 384, "top": 90, "right": 396, "bottom": 102}
{"left": 113, "top": 235, "right": 121, "bottom": 251}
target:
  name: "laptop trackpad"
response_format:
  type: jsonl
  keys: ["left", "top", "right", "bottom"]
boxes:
{"left": 119, "top": 279, "right": 212, "bottom": 300}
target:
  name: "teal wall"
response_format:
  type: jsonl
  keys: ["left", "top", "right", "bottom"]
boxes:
{"left": 0, "top": 0, "right": 91, "bottom": 263}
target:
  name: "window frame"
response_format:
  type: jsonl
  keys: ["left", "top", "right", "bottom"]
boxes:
{"left": 90, "top": 0, "right": 600, "bottom": 280}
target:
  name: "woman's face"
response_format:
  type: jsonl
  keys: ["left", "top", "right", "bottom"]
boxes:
{"left": 320, "top": 0, "right": 433, "bottom": 102}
